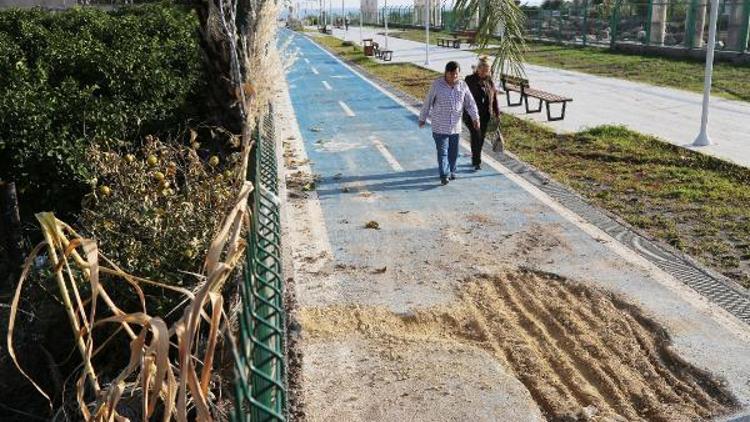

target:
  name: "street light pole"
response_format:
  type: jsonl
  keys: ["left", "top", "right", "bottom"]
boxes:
{"left": 425, "top": 0, "right": 430, "bottom": 65}
{"left": 693, "top": 0, "right": 720, "bottom": 146}
{"left": 360, "top": 4, "right": 363, "bottom": 44}
{"left": 384, "top": 0, "right": 389, "bottom": 49}
{"left": 342, "top": 0, "right": 346, "bottom": 39}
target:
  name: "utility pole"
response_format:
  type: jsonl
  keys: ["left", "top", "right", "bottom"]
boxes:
{"left": 384, "top": 0, "right": 389, "bottom": 49}
{"left": 693, "top": 0, "right": 720, "bottom": 146}
{"left": 360, "top": 1, "right": 363, "bottom": 43}
{"left": 425, "top": 0, "right": 430, "bottom": 65}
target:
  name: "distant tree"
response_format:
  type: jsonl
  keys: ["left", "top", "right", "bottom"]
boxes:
{"left": 541, "top": 0, "right": 564, "bottom": 9}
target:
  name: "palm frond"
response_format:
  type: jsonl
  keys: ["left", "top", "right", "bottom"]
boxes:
{"left": 453, "top": 0, "right": 527, "bottom": 78}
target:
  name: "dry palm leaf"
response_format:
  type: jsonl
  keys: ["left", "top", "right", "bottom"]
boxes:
{"left": 8, "top": 182, "right": 253, "bottom": 421}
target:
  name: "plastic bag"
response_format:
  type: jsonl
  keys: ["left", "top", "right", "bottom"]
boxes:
{"left": 492, "top": 132, "right": 505, "bottom": 155}
{"left": 486, "top": 116, "right": 501, "bottom": 134}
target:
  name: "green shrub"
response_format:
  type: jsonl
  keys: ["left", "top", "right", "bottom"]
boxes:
{"left": 79, "top": 135, "right": 239, "bottom": 312}
{"left": 0, "top": 4, "right": 208, "bottom": 219}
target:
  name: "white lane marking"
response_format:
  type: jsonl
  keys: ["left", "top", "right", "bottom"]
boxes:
{"left": 304, "top": 34, "right": 750, "bottom": 336}
{"left": 322, "top": 81, "right": 332, "bottom": 90}
{"left": 338, "top": 100, "right": 355, "bottom": 117}
{"left": 331, "top": 75, "right": 351, "bottom": 79}
{"left": 311, "top": 66, "right": 319, "bottom": 75}
{"left": 370, "top": 136, "right": 404, "bottom": 172}
{"left": 304, "top": 58, "right": 310, "bottom": 64}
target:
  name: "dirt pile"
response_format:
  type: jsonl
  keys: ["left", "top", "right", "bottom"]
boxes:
{"left": 299, "top": 269, "right": 738, "bottom": 421}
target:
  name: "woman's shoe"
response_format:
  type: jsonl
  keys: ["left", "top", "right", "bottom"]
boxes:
{"left": 449, "top": 173, "right": 457, "bottom": 180}
{"left": 474, "top": 164, "right": 481, "bottom": 171}
{"left": 441, "top": 177, "right": 449, "bottom": 185}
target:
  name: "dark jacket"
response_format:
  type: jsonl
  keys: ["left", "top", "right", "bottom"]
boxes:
{"left": 463, "top": 73, "right": 500, "bottom": 122}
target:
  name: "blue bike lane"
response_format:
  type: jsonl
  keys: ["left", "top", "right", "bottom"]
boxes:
{"left": 283, "top": 31, "right": 541, "bottom": 282}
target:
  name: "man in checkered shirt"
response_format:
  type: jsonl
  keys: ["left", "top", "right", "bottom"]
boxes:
{"left": 419, "top": 61, "right": 480, "bottom": 185}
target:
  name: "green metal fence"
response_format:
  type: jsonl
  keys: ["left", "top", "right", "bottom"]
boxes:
{"left": 524, "top": 0, "right": 749, "bottom": 51}
{"left": 232, "top": 108, "right": 286, "bottom": 422}
{"left": 356, "top": 1, "right": 749, "bottom": 52}
{"left": 359, "top": 4, "right": 467, "bottom": 31}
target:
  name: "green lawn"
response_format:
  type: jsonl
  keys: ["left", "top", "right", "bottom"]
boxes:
{"left": 385, "top": 28, "right": 750, "bottom": 102}
{"left": 312, "top": 34, "right": 750, "bottom": 288}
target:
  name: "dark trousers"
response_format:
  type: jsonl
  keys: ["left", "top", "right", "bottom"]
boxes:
{"left": 465, "top": 114, "right": 490, "bottom": 166}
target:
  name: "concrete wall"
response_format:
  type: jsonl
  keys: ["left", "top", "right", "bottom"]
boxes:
{"left": 614, "top": 42, "right": 750, "bottom": 64}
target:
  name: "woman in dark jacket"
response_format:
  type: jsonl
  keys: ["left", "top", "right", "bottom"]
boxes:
{"left": 463, "top": 57, "right": 500, "bottom": 170}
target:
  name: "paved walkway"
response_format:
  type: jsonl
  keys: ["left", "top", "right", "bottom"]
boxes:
{"left": 280, "top": 29, "right": 750, "bottom": 420}
{"left": 327, "top": 26, "right": 750, "bottom": 168}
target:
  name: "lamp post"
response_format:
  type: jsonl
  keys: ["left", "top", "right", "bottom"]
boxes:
{"left": 693, "top": 0, "right": 720, "bottom": 146}
{"left": 425, "top": 0, "right": 430, "bottom": 65}
{"left": 384, "top": 0, "right": 389, "bottom": 49}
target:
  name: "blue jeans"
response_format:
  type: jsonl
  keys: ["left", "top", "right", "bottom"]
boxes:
{"left": 432, "top": 133, "right": 459, "bottom": 178}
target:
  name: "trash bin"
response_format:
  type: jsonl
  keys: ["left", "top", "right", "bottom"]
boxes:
{"left": 363, "top": 39, "right": 374, "bottom": 56}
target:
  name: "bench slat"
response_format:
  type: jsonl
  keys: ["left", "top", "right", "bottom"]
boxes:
{"left": 524, "top": 87, "right": 572, "bottom": 103}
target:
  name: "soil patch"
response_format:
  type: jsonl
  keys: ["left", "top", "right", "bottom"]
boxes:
{"left": 299, "top": 269, "right": 738, "bottom": 421}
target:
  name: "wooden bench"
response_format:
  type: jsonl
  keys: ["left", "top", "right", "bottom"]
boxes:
{"left": 369, "top": 41, "right": 392, "bottom": 61}
{"left": 500, "top": 74, "right": 573, "bottom": 121}
{"left": 451, "top": 29, "right": 478, "bottom": 46}
{"left": 437, "top": 37, "right": 461, "bottom": 48}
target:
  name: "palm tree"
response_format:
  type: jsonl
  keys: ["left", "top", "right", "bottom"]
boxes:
{"left": 453, "top": 0, "right": 528, "bottom": 77}
{"left": 192, "top": 0, "right": 252, "bottom": 134}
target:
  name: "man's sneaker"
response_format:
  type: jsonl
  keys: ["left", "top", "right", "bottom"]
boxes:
{"left": 449, "top": 173, "right": 457, "bottom": 180}
{"left": 474, "top": 164, "right": 481, "bottom": 171}
{"left": 441, "top": 177, "right": 449, "bottom": 185}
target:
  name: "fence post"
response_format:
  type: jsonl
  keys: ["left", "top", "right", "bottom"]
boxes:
{"left": 741, "top": 0, "right": 750, "bottom": 51}
{"left": 729, "top": 0, "right": 750, "bottom": 50}
{"left": 685, "top": 0, "right": 698, "bottom": 48}
{"left": 645, "top": 0, "right": 654, "bottom": 44}
{"left": 539, "top": 8, "right": 543, "bottom": 39}
{"left": 610, "top": 0, "right": 621, "bottom": 48}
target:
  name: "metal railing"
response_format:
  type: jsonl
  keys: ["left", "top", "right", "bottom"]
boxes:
{"left": 345, "top": 0, "right": 749, "bottom": 52}
{"left": 232, "top": 108, "right": 286, "bottom": 422}
{"left": 525, "top": 0, "right": 749, "bottom": 51}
